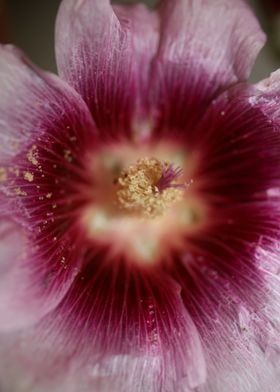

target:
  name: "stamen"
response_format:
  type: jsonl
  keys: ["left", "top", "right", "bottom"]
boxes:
{"left": 116, "top": 157, "right": 185, "bottom": 218}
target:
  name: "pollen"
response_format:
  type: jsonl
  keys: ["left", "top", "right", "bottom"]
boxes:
{"left": 15, "top": 187, "right": 27, "bottom": 196}
{"left": 64, "top": 149, "right": 73, "bottom": 162}
{"left": 0, "top": 167, "right": 7, "bottom": 182}
{"left": 23, "top": 171, "right": 34, "bottom": 182}
{"left": 27, "top": 145, "right": 39, "bottom": 166}
{"left": 116, "top": 157, "right": 184, "bottom": 218}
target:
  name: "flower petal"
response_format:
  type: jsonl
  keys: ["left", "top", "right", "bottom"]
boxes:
{"left": 0, "top": 45, "right": 96, "bottom": 162}
{"left": 0, "top": 232, "right": 84, "bottom": 332}
{"left": 33, "top": 267, "right": 206, "bottom": 391}
{"left": 55, "top": 0, "right": 159, "bottom": 139}
{"left": 175, "top": 251, "right": 280, "bottom": 392}
{"left": 254, "top": 69, "right": 280, "bottom": 121}
{"left": 0, "top": 45, "right": 96, "bottom": 330}
{"left": 180, "top": 82, "right": 280, "bottom": 305}
{"left": 168, "top": 81, "right": 280, "bottom": 390}
{"left": 152, "top": 0, "right": 266, "bottom": 135}
{"left": 0, "top": 220, "right": 23, "bottom": 272}
{"left": 0, "top": 328, "right": 77, "bottom": 392}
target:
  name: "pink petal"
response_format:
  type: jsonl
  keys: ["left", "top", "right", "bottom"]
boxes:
{"left": 0, "top": 230, "right": 84, "bottom": 332}
{"left": 254, "top": 70, "right": 280, "bottom": 122}
{"left": 179, "top": 81, "right": 280, "bottom": 298}
{"left": 0, "top": 45, "right": 96, "bottom": 162}
{"left": 0, "top": 328, "right": 78, "bottom": 391}
{"left": 55, "top": 0, "right": 159, "bottom": 139}
{"left": 0, "top": 220, "right": 23, "bottom": 273}
{"left": 0, "top": 45, "right": 96, "bottom": 331}
{"left": 56, "top": 0, "right": 264, "bottom": 141}
{"left": 176, "top": 256, "right": 280, "bottom": 392}
{"left": 33, "top": 271, "right": 206, "bottom": 391}
{"left": 191, "top": 84, "right": 280, "bottom": 203}
{"left": 167, "top": 81, "right": 280, "bottom": 390}
{"left": 152, "top": 0, "right": 266, "bottom": 135}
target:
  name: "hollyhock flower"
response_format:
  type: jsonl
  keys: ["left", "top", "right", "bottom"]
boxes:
{"left": 1, "top": 0, "right": 280, "bottom": 390}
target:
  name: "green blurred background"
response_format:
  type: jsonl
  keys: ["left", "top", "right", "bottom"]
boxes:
{"left": 0, "top": 0, "right": 279, "bottom": 82}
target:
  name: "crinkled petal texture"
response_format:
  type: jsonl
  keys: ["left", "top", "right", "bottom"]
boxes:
{"left": 0, "top": 45, "right": 97, "bottom": 331}
{"left": 55, "top": 0, "right": 265, "bottom": 138}
{"left": 55, "top": 0, "right": 160, "bottom": 138}
{"left": 1, "top": 1, "right": 280, "bottom": 392}
{"left": 171, "top": 81, "right": 280, "bottom": 392}
{"left": 152, "top": 0, "right": 266, "bottom": 134}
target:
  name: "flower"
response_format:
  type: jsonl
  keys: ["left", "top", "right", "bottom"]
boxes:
{"left": 0, "top": 0, "right": 280, "bottom": 391}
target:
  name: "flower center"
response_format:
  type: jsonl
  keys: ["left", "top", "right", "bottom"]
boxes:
{"left": 116, "top": 157, "right": 185, "bottom": 219}
{"left": 81, "top": 143, "right": 205, "bottom": 266}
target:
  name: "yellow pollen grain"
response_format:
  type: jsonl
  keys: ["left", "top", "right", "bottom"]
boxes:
{"left": 116, "top": 157, "right": 183, "bottom": 218}
{"left": 0, "top": 167, "right": 7, "bottom": 182}
{"left": 27, "top": 145, "right": 39, "bottom": 166}
{"left": 15, "top": 187, "right": 27, "bottom": 196}
{"left": 9, "top": 167, "right": 20, "bottom": 177}
{"left": 64, "top": 150, "right": 73, "bottom": 162}
{"left": 24, "top": 171, "right": 34, "bottom": 182}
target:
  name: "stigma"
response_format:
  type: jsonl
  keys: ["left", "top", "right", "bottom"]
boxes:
{"left": 116, "top": 157, "right": 185, "bottom": 219}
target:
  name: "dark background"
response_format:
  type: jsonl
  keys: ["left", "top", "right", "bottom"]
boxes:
{"left": 0, "top": 0, "right": 279, "bottom": 82}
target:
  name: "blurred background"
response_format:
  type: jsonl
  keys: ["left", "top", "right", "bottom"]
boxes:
{"left": 0, "top": 0, "right": 279, "bottom": 82}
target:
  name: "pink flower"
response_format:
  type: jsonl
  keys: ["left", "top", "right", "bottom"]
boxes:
{"left": 0, "top": 0, "right": 280, "bottom": 391}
